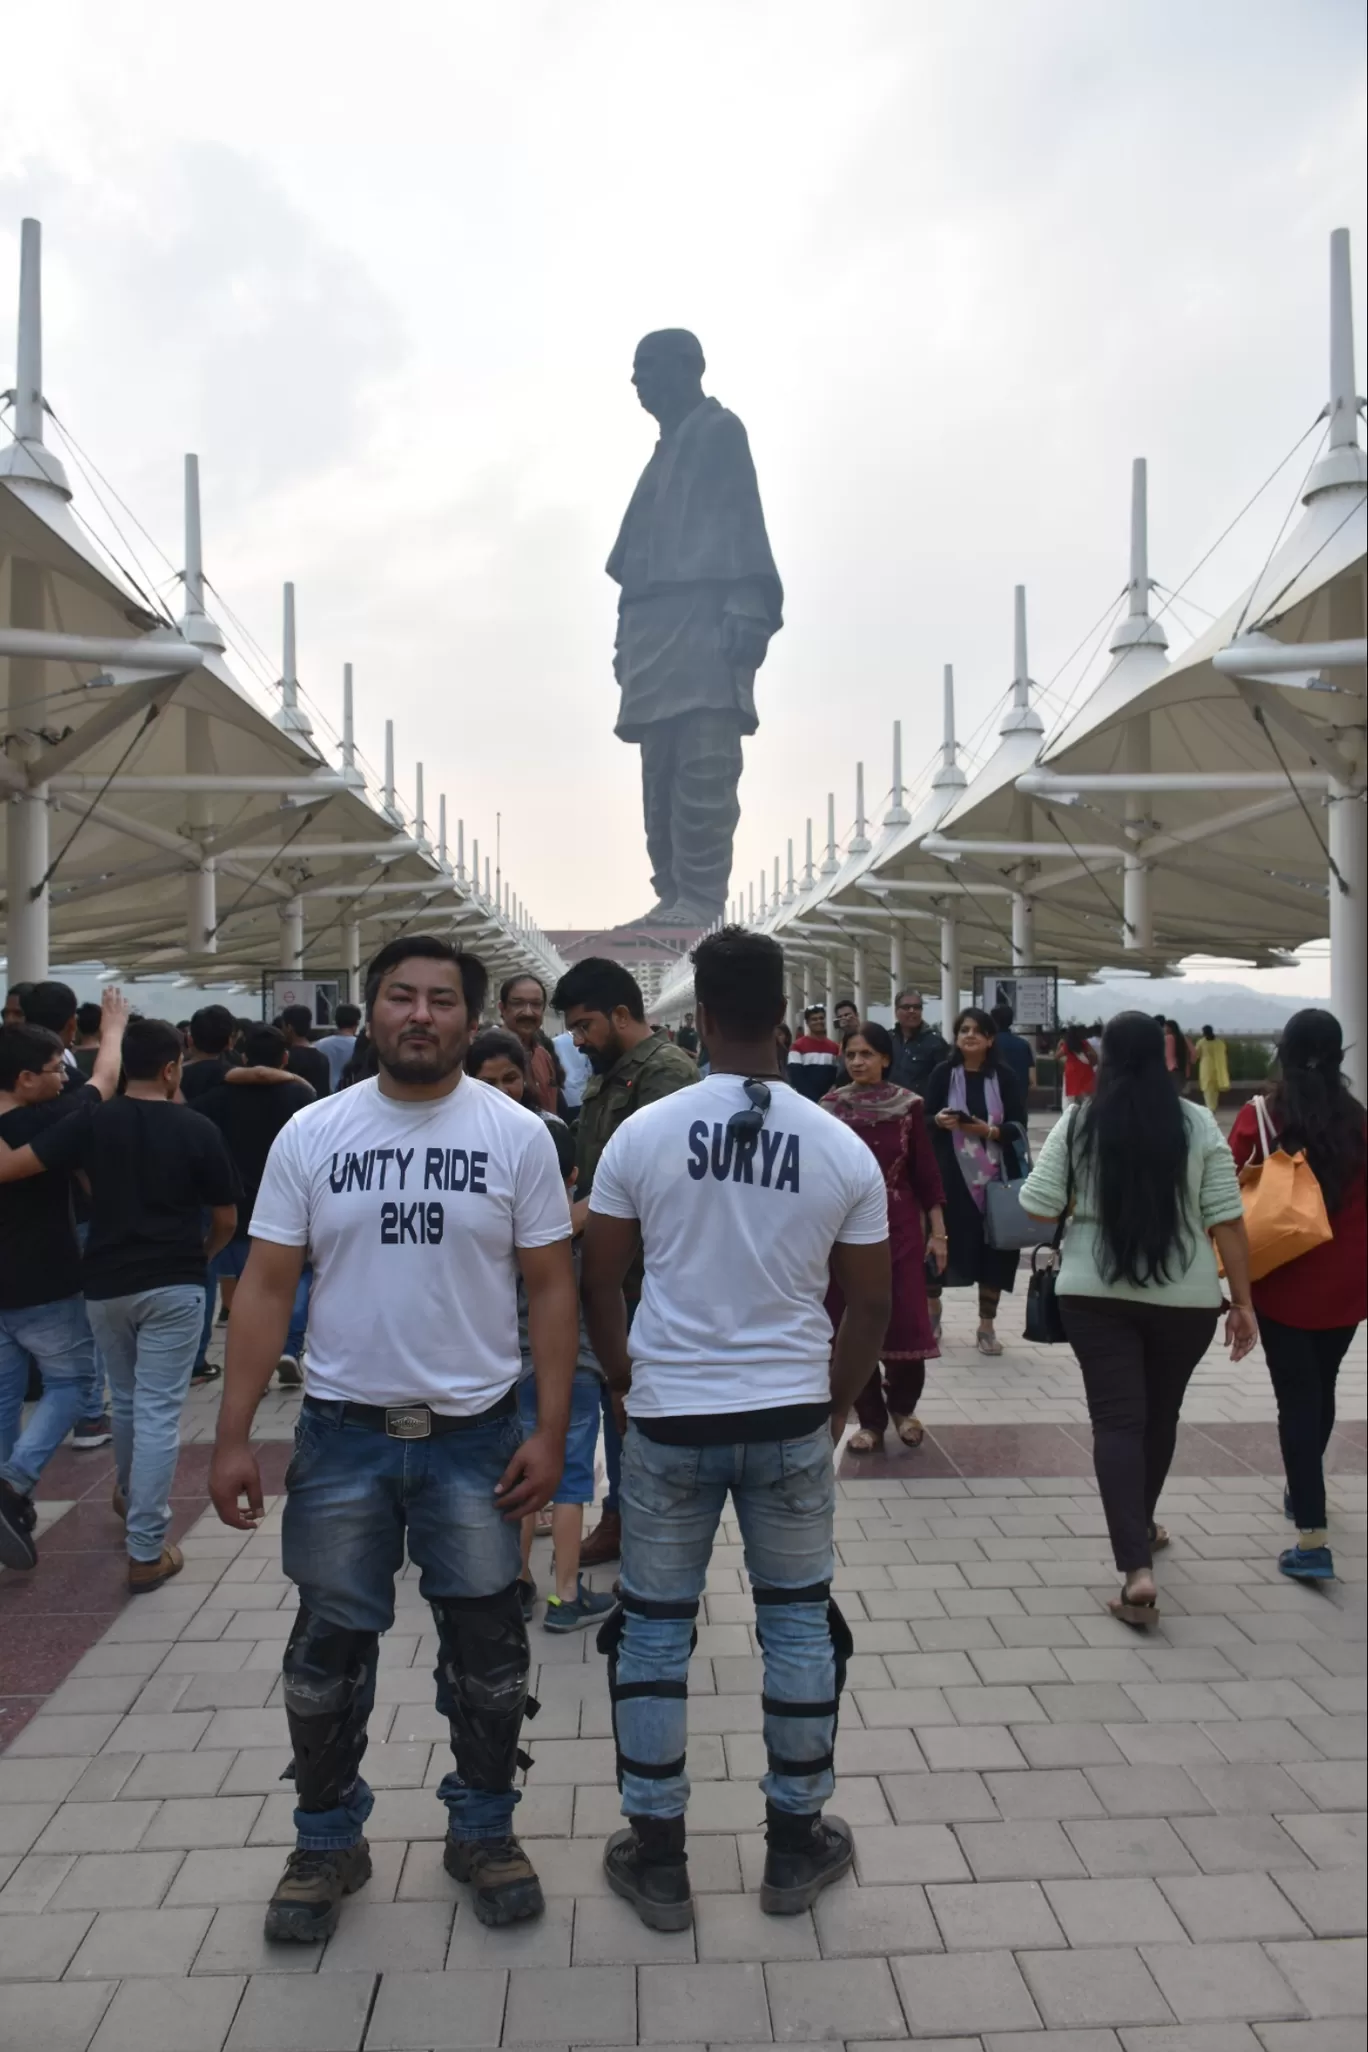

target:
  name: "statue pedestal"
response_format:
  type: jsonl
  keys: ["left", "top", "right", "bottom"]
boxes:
{"left": 545, "top": 918, "right": 705, "bottom": 1009}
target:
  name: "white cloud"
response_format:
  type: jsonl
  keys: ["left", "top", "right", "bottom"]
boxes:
{"left": 4, "top": 0, "right": 1364, "bottom": 932}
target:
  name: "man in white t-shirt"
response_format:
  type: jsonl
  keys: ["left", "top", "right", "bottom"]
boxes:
{"left": 582, "top": 926, "right": 892, "bottom": 1934}
{"left": 209, "top": 937, "right": 578, "bottom": 1946}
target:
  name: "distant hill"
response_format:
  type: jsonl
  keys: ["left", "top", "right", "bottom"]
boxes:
{"left": 1056, "top": 978, "right": 1324, "bottom": 1036}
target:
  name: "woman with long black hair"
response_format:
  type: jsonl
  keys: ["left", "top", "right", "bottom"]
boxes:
{"left": 1229, "top": 1009, "right": 1366, "bottom": 1582}
{"left": 923, "top": 1008, "right": 1028, "bottom": 1356}
{"left": 1021, "top": 1012, "right": 1256, "bottom": 1625}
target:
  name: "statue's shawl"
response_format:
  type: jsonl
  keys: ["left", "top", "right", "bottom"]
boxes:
{"left": 606, "top": 397, "right": 783, "bottom": 632}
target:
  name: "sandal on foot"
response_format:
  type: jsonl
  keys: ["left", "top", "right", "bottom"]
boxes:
{"left": 976, "top": 1326, "right": 1003, "bottom": 1357}
{"left": 1109, "top": 1574, "right": 1159, "bottom": 1629}
{"left": 890, "top": 1412, "right": 925, "bottom": 1448}
{"left": 847, "top": 1428, "right": 883, "bottom": 1454}
{"left": 1148, "top": 1523, "right": 1170, "bottom": 1551}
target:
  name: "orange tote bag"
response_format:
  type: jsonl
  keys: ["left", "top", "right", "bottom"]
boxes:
{"left": 1234, "top": 1095, "right": 1334, "bottom": 1282}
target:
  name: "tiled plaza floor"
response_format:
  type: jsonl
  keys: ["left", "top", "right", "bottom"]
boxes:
{"left": 1, "top": 1292, "right": 1364, "bottom": 2049}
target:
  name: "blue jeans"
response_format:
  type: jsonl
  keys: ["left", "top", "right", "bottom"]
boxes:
{"left": 0, "top": 1297, "right": 98, "bottom": 1492}
{"left": 613, "top": 1419, "right": 843, "bottom": 1821}
{"left": 281, "top": 1398, "right": 525, "bottom": 1851}
{"left": 86, "top": 1286, "right": 205, "bottom": 1561}
{"left": 205, "top": 1243, "right": 311, "bottom": 1361}
{"left": 73, "top": 1223, "right": 107, "bottom": 1418}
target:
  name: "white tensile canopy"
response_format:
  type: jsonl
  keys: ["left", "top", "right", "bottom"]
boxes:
{"left": 2, "top": 220, "right": 563, "bottom": 1005}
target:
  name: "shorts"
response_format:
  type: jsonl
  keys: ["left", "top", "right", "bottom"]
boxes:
{"left": 519, "top": 1367, "right": 602, "bottom": 1505}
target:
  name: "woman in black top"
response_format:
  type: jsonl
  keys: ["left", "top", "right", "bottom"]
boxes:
{"left": 923, "top": 1008, "right": 1028, "bottom": 1356}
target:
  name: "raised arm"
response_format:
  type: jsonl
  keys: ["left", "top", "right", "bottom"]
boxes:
{"left": 89, "top": 988, "right": 131, "bottom": 1098}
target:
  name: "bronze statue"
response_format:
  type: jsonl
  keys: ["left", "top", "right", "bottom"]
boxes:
{"left": 607, "top": 330, "right": 782, "bottom": 927}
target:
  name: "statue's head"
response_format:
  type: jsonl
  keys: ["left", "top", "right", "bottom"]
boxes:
{"left": 632, "top": 329, "right": 705, "bottom": 425}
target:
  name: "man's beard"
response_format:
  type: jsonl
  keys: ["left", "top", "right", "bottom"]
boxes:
{"left": 374, "top": 1029, "right": 467, "bottom": 1085}
{"left": 585, "top": 1038, "right": 621, "bottom": 1075}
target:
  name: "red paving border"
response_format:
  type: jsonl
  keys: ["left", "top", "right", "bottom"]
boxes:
{"left": 1, "top": 1420, "right": 1362, "bottom": 1752}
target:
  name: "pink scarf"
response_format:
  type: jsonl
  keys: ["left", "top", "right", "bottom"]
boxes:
{"left": 948, "top": 1065, "right": 1004, "bottom": 1214}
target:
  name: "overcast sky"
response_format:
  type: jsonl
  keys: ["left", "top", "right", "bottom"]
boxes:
{"left": 3, "top": 0, "right": 1364, "bottom": 980}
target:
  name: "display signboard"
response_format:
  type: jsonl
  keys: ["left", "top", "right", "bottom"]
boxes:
{"left": 262, "top": 975, "right": 345, "bottom": 1026}
{"left": 971, "top": 967, "right": 1059, "bottom": 1035}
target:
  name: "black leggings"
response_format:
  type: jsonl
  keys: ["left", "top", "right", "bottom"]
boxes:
{"left": 1258, "top": 1315, "right": 1357, "bottom": 1531}
{"left": 1059, "top": 1297, "right": 1219, "bottom": 1573}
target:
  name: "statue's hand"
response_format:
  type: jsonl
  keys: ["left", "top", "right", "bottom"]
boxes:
{"left": 721, "top": 611, "right": 771, "bottom": 671}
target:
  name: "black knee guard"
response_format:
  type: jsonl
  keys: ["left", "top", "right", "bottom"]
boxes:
{"left": 598, "top": 1594, "right": 698, "bottom": 1792}
{"left": 753, "top": 1582, "right": 853, "bottom": 1781}
{"left": 281, "top": 1605, "right": 379, "bottom": 1814}
{"left": 430, "top": 1582, "right": 535, "bottom": 1792}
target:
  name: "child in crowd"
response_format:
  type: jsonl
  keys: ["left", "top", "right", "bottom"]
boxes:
{"left": 465, "top": 1030, "right": 617, "bottom": 1634}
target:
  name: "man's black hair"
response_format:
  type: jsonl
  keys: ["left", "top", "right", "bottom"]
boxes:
{"left": 803, "top": 1003, "right": 826, "bottom": 1020}
{"left": 334, "top": 1002, "right": 362, "bottom": 1030}
{"left": 363, "top": 934, "right": 489, "bottom": 1020}
{"left": 551, "top": 956, "right": 645, "bottom": 1023}
{"left": 499, "top": 972, "right": 546, "bottom": 1007}
{"left": 75, "top": 1002, "right": 103, "bottom": 1038}
{"left": 465, "top": 1027, "right": 530, "bottom": 1080}
{"left": 835, "top": 996, "right": 857, "bottom": 1012}
{"left": 691, "top": 925, "right": 785, "bottom": 1039}
{"left": 121, "top": 1016, "right": 184, "bottom": 1081}
{"left": 5, "top": 982, "right": 36, "bottom": 1011}
{"left": 280, "top": 1004, "right": 315, "bottom": 1038}
{"left": 990, "top": 1001, "right": 1015, "bottom": 1031}
{"left": 0, "top": 1024, "right": 65, "bottom": 1091}
{"left": 21, "top": 981, "right": 78, "bottom": 1034}
{"left": 190, "top": 1004, "right": 237, "bottom": 1055}
{"left": 243, "top": 1023, "right": 288, "bottom": 1067}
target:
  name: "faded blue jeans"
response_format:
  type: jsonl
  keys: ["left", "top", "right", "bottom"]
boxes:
{"left": 86, "top": 1286, "right": 204, "bottom": 1562}
{"left": 611, "top": 1419, "right": 843, "bottom": 1822}
{"left": 0, "top": 1296, "right": 98, "bottom": 1492}
{"left": 281, "top": 1396, "right": 526, "bottom": 1851}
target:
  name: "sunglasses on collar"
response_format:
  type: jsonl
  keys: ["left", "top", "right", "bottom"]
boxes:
{"left": 726, "top": 1077, "right": 772, "bottom": 1139}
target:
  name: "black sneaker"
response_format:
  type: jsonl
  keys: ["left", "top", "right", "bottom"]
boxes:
{"left": 443, "top": 1832, "right": 544, "bottom": 1926}
{"left": 604, "top": 1816, "right": 692, "bottom": 1931}
{"left": 70, "top": 1415, "right": 112, "bottom": 1450}
{"left": 264, "top": 1840, "right": 372, "bottom": 1942}
{"left": 760, "top": 1807, "right": 853, "bottom": 1915}
{"left": 0, "top": 1478, "right": 38, "bottom": 1571}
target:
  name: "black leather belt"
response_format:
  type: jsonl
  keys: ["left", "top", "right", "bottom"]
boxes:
{"left": 302, "top": 1389, "right": 517, "bottom": 1440}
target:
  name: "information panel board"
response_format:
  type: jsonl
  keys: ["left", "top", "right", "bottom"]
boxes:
{"left": 971, "top": 967, "right": 1059, "bottom": 1035}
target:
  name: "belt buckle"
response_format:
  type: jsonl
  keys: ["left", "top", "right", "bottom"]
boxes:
{"left": 385, "top": 1405, "right": 432, "bottom": 1440}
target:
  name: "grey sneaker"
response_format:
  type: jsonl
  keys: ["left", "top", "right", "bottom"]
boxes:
{"left": 543, "top": 1578, "right": 619, "bottom": 1634}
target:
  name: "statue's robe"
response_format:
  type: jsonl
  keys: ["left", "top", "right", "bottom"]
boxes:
{"left": 606, "top": 397, "right": 783, "bottom": 743}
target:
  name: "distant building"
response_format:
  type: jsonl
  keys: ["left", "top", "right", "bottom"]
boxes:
{"left": 545, "top": 923, "right": 700, "bottom": 1010}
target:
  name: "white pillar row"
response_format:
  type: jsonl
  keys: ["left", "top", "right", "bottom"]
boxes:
{"left": 823, "top": 954, "right": 835, "bottom": 1022}
{"left": 343, "top": 921, "right": 362, "bottom": 994}
{"left": 6, "top": 779, "right": 50, "bottom": 984}
{"left": 1329, "top": 771, "right": 1366, "bottom": 1102}
{"left": 280, "top": 895, "right": 304, "bottom": 972}
{"left": 186, "top": 862, "right": 216, "bottom": 955}
{"left": 888, "top": 929, "right": 904, "bottom": 1003}
{"left": 940, "top": 915, "right": 961, "bottom": 1031}
{"left": 1011, "top": 889, "right": 1035, "bottom": 967}
{"left": 852, "top": 945, "right": 866, "bottom": 1019}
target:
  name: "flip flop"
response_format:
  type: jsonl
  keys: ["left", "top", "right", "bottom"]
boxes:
{"left": 1109, "top": 1579, "right": 1160, "bottom": 1629}
{"left": 847, "top": 1428, "right": 883, "bottom": 1454}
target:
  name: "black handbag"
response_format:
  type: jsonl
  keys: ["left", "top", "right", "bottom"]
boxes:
{"left": 1023, "top": 1109, "right": 1077, "bottom": 1346}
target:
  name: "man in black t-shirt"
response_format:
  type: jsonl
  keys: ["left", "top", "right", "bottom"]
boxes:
{"left": 198, "top": 1024, "right": 315, "bottom": 1386}
{"left": 0, "top": 992, "right": 128, "bottom": 1572}
{"left": 0, "top": 1016, "right": 238, "bottom": 1591}
{"left": 280, "top": 1005, "right": 332, "bottom": 1098}
{"left": 180, "top": 1004, "right": 241, "bottom": 1103}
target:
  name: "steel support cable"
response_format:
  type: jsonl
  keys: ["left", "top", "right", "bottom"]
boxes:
{"left": 1231, "top": 423, "right": 1332, "bottom": 642}
{"left": 1042, "top": 807, "right": 1132, "bottom": 933}
{"left": 207, "top": 808, "right": 319, "bottom": 940}
{"left": 1247, "top": 703, "right": 1347, "bottom": 893}
{"left": 29, "top": 702, "right": 162, "bottom": 898}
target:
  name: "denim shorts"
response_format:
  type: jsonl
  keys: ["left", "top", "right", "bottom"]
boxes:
{"left": 518, "top": 1368, "right": 601, "bottom": 1505}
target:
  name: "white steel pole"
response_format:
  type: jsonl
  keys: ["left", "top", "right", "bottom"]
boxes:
{"left": 341, "top": 664, "right": 356, "bottom": 772}
{"left": 823, "top": 954, "right": 835, "bottom": 1022}
{"left": 456, "top": 819, "right": 466, "bottom": 884}
{"left": 383, "top": 720, "right": 397, "bottom": 818}
{"left": 186, "top": 862, "right": 217, "bottom": 955}
{"left": 889, "top": 928, "right": 903, "bottom": 1001}
{"left": 275, "top": 584, "right": 312, "bottom": 737}
{"left": 1329, "top": 770, "right": 1367, "bottom": 1101}
{"left": 280, "top": 895, "right": 304, "bottom": 971}
{"left": 14, "top": 219, "right": 43, "bottom": 445}
{"left": 1329, "top": 227, "right": 1357, "bottom": 450}
{"left": 415, "top": 763, "right": 426, "bottom": 846}
{"left": 940, "top": 916, "right": 960, "bottom": 1030}
{"left": 438, "top": 794, "right": 448, "bottom": 869}
{"left": 1122, "top": 714, "right": 1153, "bottom": 951}
{"left": 852, "top": 944, "right": 866, "bottom": 1018}
{"left": 7, "top": 778, "right": 50, "bottom": 982}
{"left": 823, "top": 793, "right": 839, "bottom": 876}
{"left": 343, "top": 922, "right": 362, "bottom": 998}
{"left": 804, "top": 818, "right": 815, "bottom": 887}
{"left": 184, "top": 454, "right": 206, "bottom": 620}
{"left": 1011, "top": 891, "right": 1035, "bottom": 968}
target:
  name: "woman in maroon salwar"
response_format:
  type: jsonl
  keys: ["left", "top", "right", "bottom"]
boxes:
{"left": 823, "top": 1023, "right": 947, "bottom": 1451}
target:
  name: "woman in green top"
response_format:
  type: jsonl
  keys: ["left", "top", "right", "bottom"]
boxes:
{"left": 1021, "top": 1013, "right": 1256, "bottom": 1626}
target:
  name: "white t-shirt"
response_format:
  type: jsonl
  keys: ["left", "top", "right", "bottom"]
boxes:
{"left": 250, "top": 1074, "right": 571, "bottom": 1414}
{"left": 588, "top": 1073, "right": 888, "bottom": 1417}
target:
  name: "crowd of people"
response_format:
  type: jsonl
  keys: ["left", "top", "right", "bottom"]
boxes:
{"left": 0, "top": 938, "right": 1362, "bottom": 1949}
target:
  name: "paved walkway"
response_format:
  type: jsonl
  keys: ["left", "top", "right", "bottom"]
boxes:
{"left": 1, "top": 1295, "right": 1364, "bottom": 2050}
